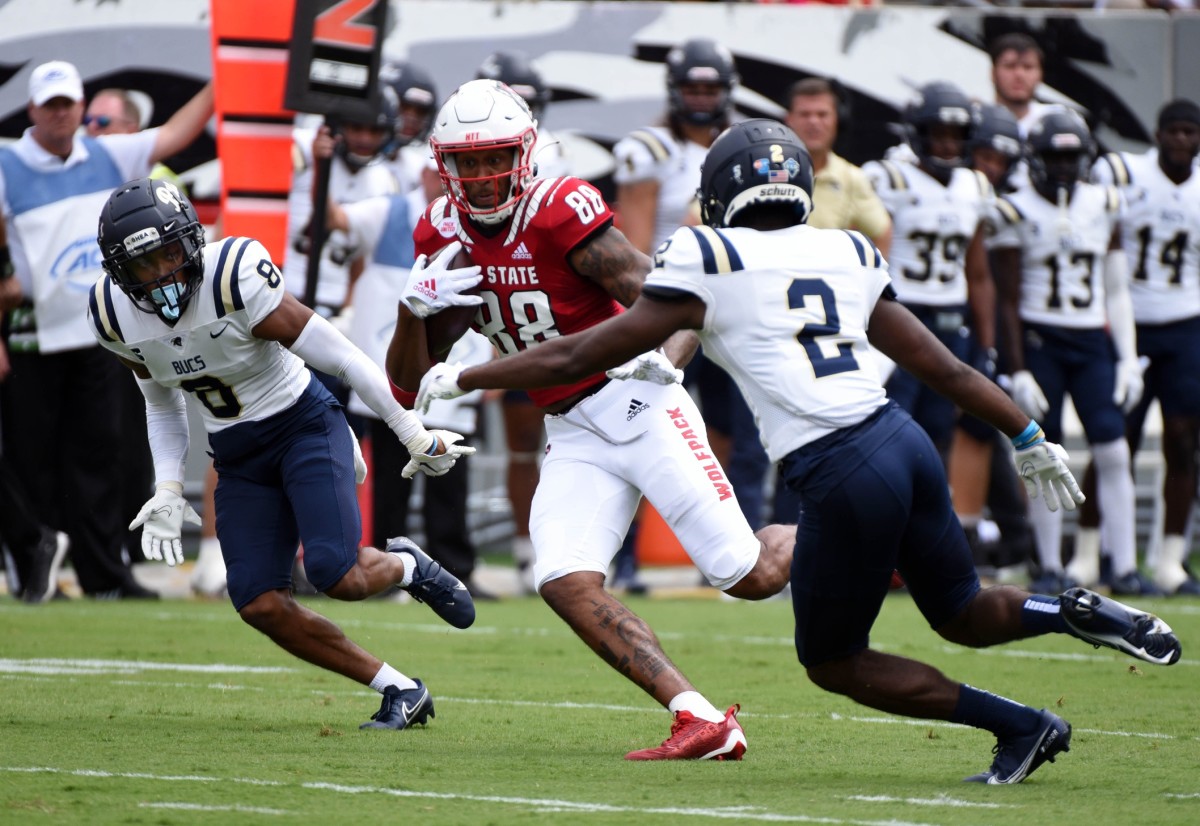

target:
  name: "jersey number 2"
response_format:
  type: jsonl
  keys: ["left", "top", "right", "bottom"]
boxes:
{"left": 787, "top": 279, "right": 859, "bottom": 378}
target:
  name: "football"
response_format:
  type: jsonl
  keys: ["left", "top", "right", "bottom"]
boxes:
{"left": 424, "top": 243, "right": 481, "bottom": 358}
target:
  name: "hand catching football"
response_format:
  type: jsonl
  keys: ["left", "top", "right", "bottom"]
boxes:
{"left": 400, "top": 241, "right": 484, "bottom": 319}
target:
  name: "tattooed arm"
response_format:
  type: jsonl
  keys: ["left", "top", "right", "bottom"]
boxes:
{"left": 568, "top": 225, "right": 700, "bottom": 367}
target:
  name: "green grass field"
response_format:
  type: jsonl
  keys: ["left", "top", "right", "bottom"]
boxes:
{"left": 2, "top": 589, "right": 1198, "bottom": 825}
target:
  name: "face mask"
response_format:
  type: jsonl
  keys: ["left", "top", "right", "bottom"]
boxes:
{"left": 150, "top": 282, "right": 185, "bottom": 320}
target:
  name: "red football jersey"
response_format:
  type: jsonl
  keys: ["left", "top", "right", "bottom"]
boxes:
{"left": 414, "top": 177, "right": 624, "bottom": 408}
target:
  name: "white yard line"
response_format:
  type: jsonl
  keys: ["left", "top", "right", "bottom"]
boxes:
{"left": 0, "top": 766, "right": 952, "bottom": 825}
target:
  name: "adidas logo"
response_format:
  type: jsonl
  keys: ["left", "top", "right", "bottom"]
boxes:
{"left": 512, "top": 242, "right": 533, "bottom": 261}
{"left": 626, "top": 398, "right": 650, "bottom": 421}
{"left": 413, "top": 278, "right": 437, "bottom": 300}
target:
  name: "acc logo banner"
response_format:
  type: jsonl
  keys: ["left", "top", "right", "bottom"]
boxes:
{"left": 50, "top": 236, "right": 105, "bottom": 292}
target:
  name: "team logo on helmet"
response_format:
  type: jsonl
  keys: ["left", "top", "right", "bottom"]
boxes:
{"left": 155, "top": 182, "right": 184, "bottom": 212}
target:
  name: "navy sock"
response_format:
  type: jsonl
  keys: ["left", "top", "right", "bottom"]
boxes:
{"left": 1020, "top": 594, "right": 1069, "bottom": 635}
{"left": 951, "top": 684, "right": 1042, "bottom": 737}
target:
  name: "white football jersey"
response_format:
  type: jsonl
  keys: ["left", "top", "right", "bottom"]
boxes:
{"left": 862, "top": 159, "right": 991, "bottom": 307}
{"left": 612, "top": 126, "right": 707, "bottom": 249}
{"left": 88, "top": 237, "right": 310, "bottom": 434}
{"left": 1092, "top": 148, "right": 1200, "bottom": 324}
{"left": 990, "top": 180, "right": 1122, "bottom": 329}
{"left": 645, "top": 224, "right": 891, "bottom": 461}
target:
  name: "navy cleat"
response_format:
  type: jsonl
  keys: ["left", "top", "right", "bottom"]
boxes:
{"left": 388, "top": 536, "right": 475, "bottom": 629}
{"left": 1060, "top": 587, "right": 1181, "bottom": 666}
{"left": 360, "top": 680, "right": 435, "bottom": 730}
{"left": 964, "top": 709, "right": 1071, "bottom": 784}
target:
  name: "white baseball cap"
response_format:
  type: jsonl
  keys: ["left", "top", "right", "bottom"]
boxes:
{"left": 29, "top": 61, "right": 84, "bottom": 106}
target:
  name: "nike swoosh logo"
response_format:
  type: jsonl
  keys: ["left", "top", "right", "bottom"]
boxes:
{"left": 401, "top": 694, "right": 427, "bottom": 722}
{"left": 209, "top": 323, "right": 232, "bottom": 338}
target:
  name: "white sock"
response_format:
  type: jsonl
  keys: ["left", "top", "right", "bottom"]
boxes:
{"left": 1028, "top": 503, "right": 1064, "bottom": 573}
{"left": 512, "top": 536, "right": 535, "bottom": 567}
{"left": 1066, "top": 527, "right": 1100, "bottom": 586}
{"left": 397, "top": 552, "right": 416, "bottom": 587}
{"left": 1155, "top": 535, "right": 1189, "bottom": 593}
{"left": 668, "top": 691, "right": 724, "bottom": 723}
{"left": 369, "top": 663, "right": 418, "bottom": 693}
{"left": 1093, "top": 439, "right": 1137, "bottom": 577}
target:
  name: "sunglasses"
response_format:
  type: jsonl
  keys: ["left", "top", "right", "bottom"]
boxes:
{"left": 83, "top": 114, "right": 128, "bottom": 128}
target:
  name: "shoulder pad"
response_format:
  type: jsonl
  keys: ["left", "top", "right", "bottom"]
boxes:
{"left": 1105, "top": 185, "right": 1121, "bottom": 214}
{"left": 878, "top": 160, "right": 908, "bottom": 191}
{"left": 209, "top": 237, "right": 259, "bottom": 319}
{"left": 972, "top": 169, "right": 992, "bottom": 197}
{"left": 842, "top": 230, "right": 884, "bottom": 269}
{"left": 1102, "top": 152, "right": 1132, "bottom": 187}
{"left": 88, "top": 277, "right": 124, "bottom": 344}
{"left": 626, "top": 129, "right": 672, "bottom": 163}
{"left": 995, "top": 196, "right": 1023, "bottom": 226}
{"left": 683, "top": 226, "right": 744, "bottom": 275}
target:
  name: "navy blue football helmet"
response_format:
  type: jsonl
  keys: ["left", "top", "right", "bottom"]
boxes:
{"left": 476, "top": 51, "right": 550, "bottom": 122}
{"left": 379, "top": 60, "right": 438, "bottom": 146}
{"left": 1026, "top": 109, "right": 1094, "bottom": 200}
{"left": 698, "top": 119, "right": 814, "bottom": 228}
{"left": 98, "top": 177, "right": 205, "bottom": 323}
{"left": 904, "top": 81, "right": 974, "bottom": 179}
{"left": 666, "top": 39, "right": 738, "bottom": 128}
{"left": 969, "top": 102, "right": 1022, "bottom": 189}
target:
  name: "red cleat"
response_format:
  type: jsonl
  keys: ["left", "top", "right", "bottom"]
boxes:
{"left": 625, "top": 704, "right": 747, "bottom": 761}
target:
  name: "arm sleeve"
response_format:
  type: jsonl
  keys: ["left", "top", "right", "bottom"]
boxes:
{"left": 136, "top": 377, "right": 190, "bottom": 486}
{"left": 1104, "top": 248, "right": 1137, "bottom": 362}
{"left": 288, "top": 312, "right": 430, "bottom": 450}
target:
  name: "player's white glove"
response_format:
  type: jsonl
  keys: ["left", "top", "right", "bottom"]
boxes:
{"left": 1010, "top": 370, "right": 1049, "bottom": 420}
{"left": 348, "top": 424, "right": 367, "bottom": 485}
{"left": 401, "top": 429, "right": 477, "bottom": 479}
{"left": 129, "top": 483, "right": 201, "bottom": 567}
{"left": 1014, "top": 440, "right": 1085, "bottom": 513}
{"left": 1113, "top": 358, "right": 1145, "bottom": 414}
{"left": 606, "top": 350, "right": 684, "bottom": 385}
{"left": 400, "top": 241, "right": 484, "bottom": 319}
{"left": 416, "top": 361, "right": 467, "bottom": 415}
